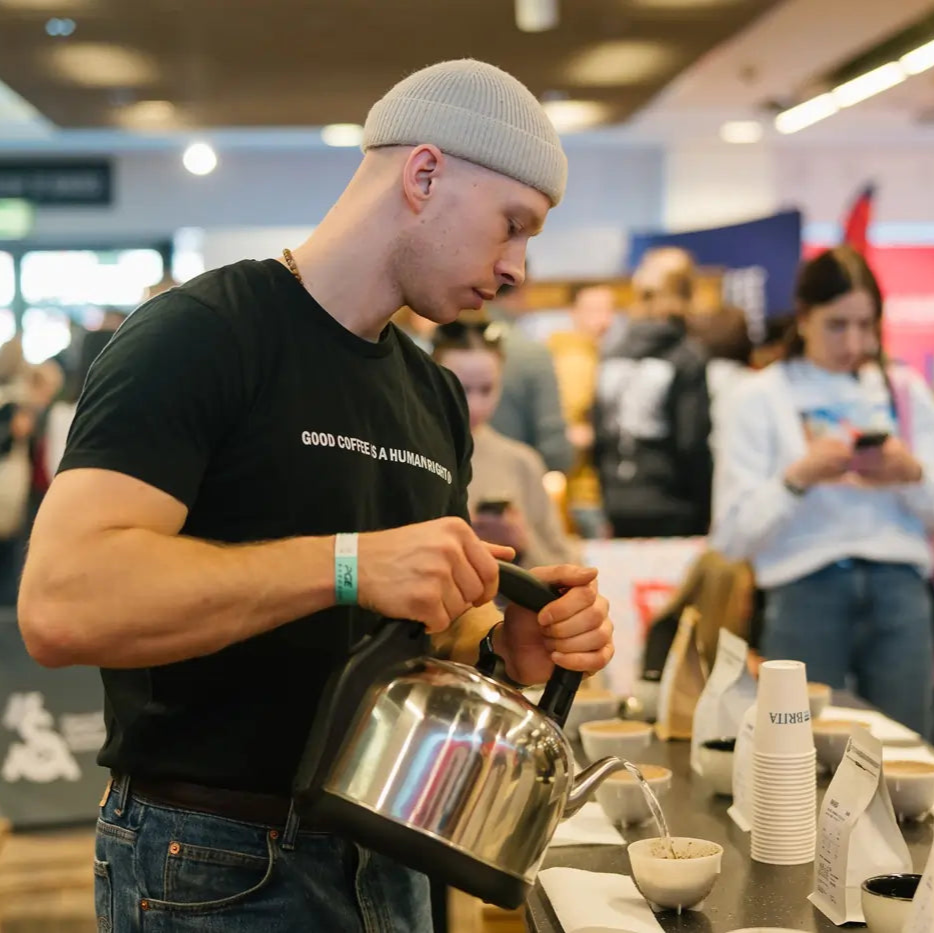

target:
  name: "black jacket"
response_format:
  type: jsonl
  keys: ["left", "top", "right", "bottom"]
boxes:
{"left": 594, "top": 317, "right": 712, "bottom": 535}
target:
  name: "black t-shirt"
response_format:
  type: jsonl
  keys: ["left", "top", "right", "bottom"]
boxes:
{"left": 59, "top": 259, "right": 472, "bottom": 794}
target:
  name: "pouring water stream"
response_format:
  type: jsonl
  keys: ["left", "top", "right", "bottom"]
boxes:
{"left": 622, "top": 760, "right": 676, "bottom": 859}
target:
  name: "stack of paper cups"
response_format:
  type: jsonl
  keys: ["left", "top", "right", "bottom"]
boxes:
{"left": 750, "top": 660, "right": 816, "bottom": 865}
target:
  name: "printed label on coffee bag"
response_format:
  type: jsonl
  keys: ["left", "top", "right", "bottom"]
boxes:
{"left": 904, "top": 841, "right": 934, "bottom": 933}
{"left": 810, "top": 728, "right": 912, "bottom": 925}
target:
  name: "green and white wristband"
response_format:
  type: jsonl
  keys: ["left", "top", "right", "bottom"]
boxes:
{"left": 334, "top": 533, "right": 359, "bottom": 605}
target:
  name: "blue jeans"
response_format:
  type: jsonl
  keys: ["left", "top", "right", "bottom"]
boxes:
{"left": 94, "top": 776, "right": 432, "bottom": 932}
{"left": 763, "top": 560, "right": 934, "bottom": 738}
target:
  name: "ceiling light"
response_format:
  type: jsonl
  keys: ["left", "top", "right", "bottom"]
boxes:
{"left": 45, "top": 17, "right": 75, "bottom": 37}
{"left": 182, "top": 142, "right": 217, "bottom": 176}
{"left": 541, "top": 99, "right": 608, "bottom": 133}
{"left": 49, "top": 43, "right": 158, "bottom": 87}
{"left": 321, "top": 123, "right": 364, "bottom": 147}
{"left": 901, "top": 38, "right": 934, "bottom": 76}
{"left": 2, "top": 0, "right": 85, "bottom": 8}
{"left": 630, "top": 0, "right": 745, "bottom": 6}
{"left": 719, "top": 120, "right": 762, "bottom": 144}
{"left": 565, "top": 40, "right": 671, "bottom": 86}
{"left": 832, "top": 62, "right": 905, "bottom": 108}
{"left": 515, "top": 0, "right": 558, "bottom": 32}
{"left": 118, "top": 99, "right": 176, "bottom": 129}
{"left": 775, "top": 94, "right": 838, "bottom": 134}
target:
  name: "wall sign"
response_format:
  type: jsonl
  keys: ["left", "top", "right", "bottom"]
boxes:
{"left": 0, "top": 161, "right": 112, "bottom": 206}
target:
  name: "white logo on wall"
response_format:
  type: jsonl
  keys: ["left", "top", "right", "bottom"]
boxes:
{"left": 0, "top": 692, "right": 100, "bottom": 784}
{"left": 722, "top": 265, "right": 767, "bottom": 344}
{"left": 598, "top": 357, "right": 676, "bottom": 440}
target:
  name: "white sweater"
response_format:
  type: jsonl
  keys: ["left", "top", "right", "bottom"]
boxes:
{"left": 711, "top": 360, "right": 934, "bottom": 587}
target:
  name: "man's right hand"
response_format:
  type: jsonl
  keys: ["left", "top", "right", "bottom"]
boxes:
{"left": 356, "top": 517, "right": 513, "bottom": 632}
{"left": 785, "top": 436, "right": 854, "bottom": 490}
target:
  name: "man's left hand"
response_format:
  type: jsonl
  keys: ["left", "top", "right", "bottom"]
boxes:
{"left": 494, "top": 564, "right": 613, "bottom": 686}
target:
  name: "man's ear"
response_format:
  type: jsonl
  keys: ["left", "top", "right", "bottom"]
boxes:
{"left": 402, "top": 144, "right": 445, "bottom": 214}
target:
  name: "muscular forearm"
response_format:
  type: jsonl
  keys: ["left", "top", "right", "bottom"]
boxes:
{"left": 19, "top": 529, "right": 337, "bottom": 669}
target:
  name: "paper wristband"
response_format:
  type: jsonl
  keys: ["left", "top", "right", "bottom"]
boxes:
{"left": 334, "top": 533, "right": 358, "bottom": 605}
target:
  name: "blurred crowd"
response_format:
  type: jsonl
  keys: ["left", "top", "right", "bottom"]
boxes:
{"left": 3, "top": 247, "right": 932, "bottom": 738}
{"left": 401, "top": 244, "right": 934, "bottom": 739}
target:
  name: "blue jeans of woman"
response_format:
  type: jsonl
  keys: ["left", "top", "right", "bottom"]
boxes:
{"left": 94, "top": 775, "right": 432, "bottom": 932}
{"left": 763, "top": 560, "right": 934, "bottom": 738}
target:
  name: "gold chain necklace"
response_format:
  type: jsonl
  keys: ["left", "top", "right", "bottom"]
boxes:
{"left": 282, "top": 248, "right": 303, "bottom": 286}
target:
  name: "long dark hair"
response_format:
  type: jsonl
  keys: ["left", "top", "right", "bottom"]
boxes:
{"left": 784, "top": 246, "right": 883, "bottom": 359}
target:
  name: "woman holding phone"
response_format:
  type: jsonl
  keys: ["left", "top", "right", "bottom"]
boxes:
{"left": 712, "top": 247, "right": 934, "bottom": 736}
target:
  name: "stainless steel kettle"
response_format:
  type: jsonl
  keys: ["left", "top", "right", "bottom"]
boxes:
{"left": 293, "top": 561, "right": 628, "bottom": 910}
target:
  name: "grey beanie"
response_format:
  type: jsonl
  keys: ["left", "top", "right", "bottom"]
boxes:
{"left": 363, "top": 59, "right": 567, "bottom": 206}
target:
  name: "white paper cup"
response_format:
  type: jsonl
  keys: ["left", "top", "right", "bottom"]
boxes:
{"left": 752, "top": 748, "right": 817, "bottom": 762}
{"left": 754, "top": 661, "right": 813, "bottom": 756}
{"left": 752, "top": 758, "right": 818, "bottom": 783}
{"left": 579, "top": 719, "right": 653, "bottom": 763}
{"left": 751, "top": 844, "right": 817, "bottom": 856}
{"left": 594, "top": 764, "right": 672, "bottom": 826}
{"left": 750, "top": 836, "right": 816, "bottom": 847}
{"left": 883, "top": 760, "right": 934, "bottom": 822}
{"left": 751, "top": 821, "right": 816, "bottom": 836}
{"left": 751, "top": 836, "right": 816, "bottom": 848}
{"left": 753, "top": 785, "right": 816, "bottom": 800}
{"left": 752, "top": 824, "right": 816, "bottom": 833}
{"left": 752, "top": 766, "right": 818, "bottom": 781}
{"left": 751, "top": 804, "right": 816, "bottom": 817}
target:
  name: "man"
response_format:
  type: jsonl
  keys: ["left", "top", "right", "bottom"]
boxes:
{"left": 547, "top": 283, "right": 617, "bottom": 538}
{"left": 594, "top": 247, "right": 712, "bottom": 538}
{"left": 18, "top": 60, "right": 613, "bottom": 932}
{"left": 487, "top": 280, "right": 574, "bottom": 474}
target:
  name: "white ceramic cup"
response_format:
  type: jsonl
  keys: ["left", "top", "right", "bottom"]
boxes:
{"left": 883, "top": 760, "right": 934, "bottom": 821}
{"left": 579, "top": 719, "right": 653, "bottom": 763}
{"left": 812, "top": 719, "right": 869, "bottom": 773}
{"left": 807, "top": 682, "right": 831, "bottom": 720}
{"left": 628, "top": 837, "right": 723, "bottom": 911}
{"left": 562, "top": 690, "right": 620, "bottom": 741}
{"left": 860, "top": 874, "right": 921, "bottom": 933}
{"left": 594, "top": 763, "right": 671, "bottom": 826}
{"left": 698, "top": 738, "right": 736, "bottom": 796}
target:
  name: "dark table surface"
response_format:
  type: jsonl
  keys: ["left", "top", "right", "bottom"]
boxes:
{"left": 525, "top": 699, "right": 933, "bottom": 933}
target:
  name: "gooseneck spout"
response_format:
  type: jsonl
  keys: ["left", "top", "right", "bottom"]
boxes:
{"left": 564, "top": 756, "right": 632, "bottom": 818}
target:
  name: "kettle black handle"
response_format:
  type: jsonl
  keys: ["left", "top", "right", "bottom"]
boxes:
{"left": 495, "top": 561, "right": 584, "bottom": 729}
{"left": 293, "top": 560, "right": 585, "bottom": 808}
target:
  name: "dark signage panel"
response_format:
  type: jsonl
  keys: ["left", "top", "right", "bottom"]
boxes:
{"left": 0, "top": 161, "right": 112, "bottom": 206}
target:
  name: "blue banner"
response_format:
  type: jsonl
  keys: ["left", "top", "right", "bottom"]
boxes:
{"left": 629, "top": 210, "right": 802, "bottom": 323}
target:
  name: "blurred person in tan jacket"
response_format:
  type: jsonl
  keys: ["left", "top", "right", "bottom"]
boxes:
{"left": 547, "top": 283, "right": 616, "bottom": 538}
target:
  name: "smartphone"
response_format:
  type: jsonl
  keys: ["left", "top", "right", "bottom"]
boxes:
{"left": 854, "top": 431, "right": 889, "bottom": 449}
{"left": 476, "top": 498, "right": 511, "bottom": 516}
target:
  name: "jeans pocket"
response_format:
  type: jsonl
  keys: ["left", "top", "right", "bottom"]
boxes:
{"left": 145, "top": 831, "right": 276, "bottom": 915}
{"left": 94, "top": 859, "right": 113, "bottom": 933}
